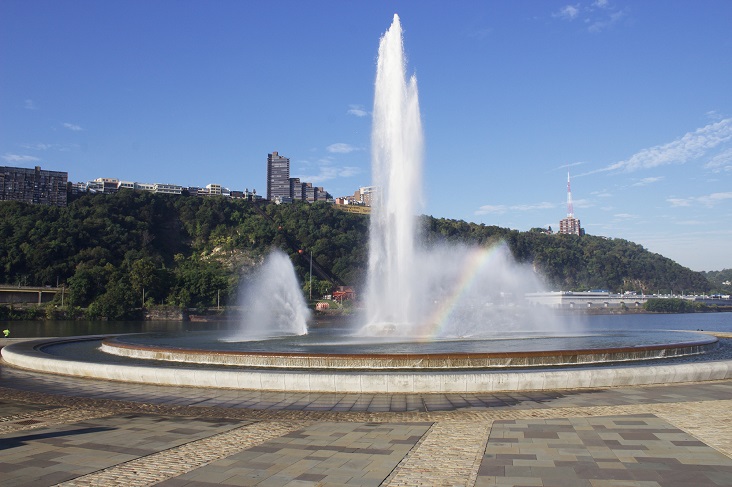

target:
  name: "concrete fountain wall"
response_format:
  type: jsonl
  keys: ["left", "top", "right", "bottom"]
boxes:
{"left": 100, "top": 336, "right": 719, "bottom": 369}
{"left": 3, "top": 336, "right": 731, "bottom": 393}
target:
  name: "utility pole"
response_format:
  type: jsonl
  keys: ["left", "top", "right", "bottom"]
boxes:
{"left": 309, "top": 251, "right": 313, "bottom": 301}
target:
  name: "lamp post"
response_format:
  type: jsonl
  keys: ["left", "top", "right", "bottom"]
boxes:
{"left": 309, "top": 251, "right": 313, "bottom": 301}
{"left": 298, "top": 249, "right": 313, "bottom": 301}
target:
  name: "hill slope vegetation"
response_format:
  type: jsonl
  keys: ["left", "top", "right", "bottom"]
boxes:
{"left": 0, "top": 192, "right": 711, "bottom": 319}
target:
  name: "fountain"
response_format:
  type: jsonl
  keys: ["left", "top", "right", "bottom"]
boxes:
{"left": 224, "top": 249, "right": 310, "bottom": 342}
{"left": 2, "top": 14, "right": 729, "bottom": 393}
{"left": 362, "top": 14, "right": 558, "bottom": 339}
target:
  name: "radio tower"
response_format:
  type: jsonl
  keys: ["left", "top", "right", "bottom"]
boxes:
{"left": 566, "top": 171, "right": 574, "bottom": 218}
{"left": 559, "top": 171, "right": 581, "bottom": 235}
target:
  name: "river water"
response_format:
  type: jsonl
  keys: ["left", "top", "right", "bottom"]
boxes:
{"left": 2, "top": 312, "right": 732, "bottom": 339}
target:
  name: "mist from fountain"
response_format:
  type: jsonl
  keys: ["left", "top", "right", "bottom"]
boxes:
{"left": 225, "top": 249, "right": 310, "bottom": 342}
{"left": 361, "top": 14, "right": 562, "bottom": 338}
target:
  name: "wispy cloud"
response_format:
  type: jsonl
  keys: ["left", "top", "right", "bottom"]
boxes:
{"left": 705, "top": 148, "right": 732, "bottom": 172}
{"left": 698, "top": 192, "right": 732, "bottom": 206}
{"left": 667, "top": 192, "right": 732, "bottom": 208}
{"left": 632, "top": 176, "right": 664, "bottom": 187}
{"left": 583, "top": 118, "right": 732, "bottom": 176}
{"left": 587, "top": 9, "right": 625, "bottom": 33}
{"left": 553, "top": 161, "right": 585, "bottom": 171}
{"left": 347, "top": 104, "right": 368, "bottom": 117}
{"left": 554, "top": 4, "right": 580, "bottom": 20}
{"left": 572, "top": 198, "right": 593, "bottom": 209}
{"left": 706, "top": 110, "right": 725, "bottom": 121}
{"left": 62, "top": 122, "right": 83, "bottom": 131}
{"left": 24, "top": 99, "right": 38, "bottom": 110}
{"left": 667, "top": 198, "right": 692, "bottom": 208}
{"left": 2, "top": 153, "right": 41, "bottom": 163}
{"left": 297, "top": 165, "right": 363, "bottom": 184}
{"left": 326, "top": 143, "right": 359, "bottom": 154}
{"left": 675, "top": 220, "right": 705, "bottom": 226}
{"left": 553, "top": 1, "right": 626, "bottom": 32}
{"left": 296, "top": 157, "right": 363, "bottom": 184}
{"left": 475, "top": 201, "right": 555, "bottom": 215}
{"left": 613, "top": 213, "right": 640, "bottom": 220}
{"left": 20, "top": 142, "right": 79, "bottom": 152}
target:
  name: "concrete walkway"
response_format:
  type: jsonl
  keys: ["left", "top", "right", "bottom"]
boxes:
{"left": 2, "top": 359, "right": 732, "bottom": 486}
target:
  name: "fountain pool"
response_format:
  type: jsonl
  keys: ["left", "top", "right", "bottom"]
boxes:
{"left": 3, "top": 15, "right": 731, "bottom": 394}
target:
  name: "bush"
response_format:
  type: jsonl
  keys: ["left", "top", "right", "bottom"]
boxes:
{"left": 643, "top": 298, "right": 693, "bottom": 313}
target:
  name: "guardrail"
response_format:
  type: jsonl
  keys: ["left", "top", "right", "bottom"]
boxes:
{"left": 0, "top": 286, "right": 63, "bottom": 305}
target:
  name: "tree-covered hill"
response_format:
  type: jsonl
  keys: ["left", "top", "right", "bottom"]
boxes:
{"left": 0, "top": 191, "right": 711, "bottom": 319}
{"left": 701, "top": 269, "right": 732, "bottom": 294}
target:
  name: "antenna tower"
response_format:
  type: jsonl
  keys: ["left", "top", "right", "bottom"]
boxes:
{"left": 566, "top": 172, "right": 574, "bottom": 218}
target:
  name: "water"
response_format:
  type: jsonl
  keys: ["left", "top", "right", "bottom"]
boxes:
{"left": 5, "top": 312, "right": 732, "bottom": 339}
{"left": 361, "top": 14, "right": 558, "bottom": 339}
{"left": 224, "top": 249, "right": 310, "bottom": 341}
{"left": 364, "top": 14, "right": 424, "bottom": 332}
{"left": 109, "top": 328, "right": 714, "bottom": 355}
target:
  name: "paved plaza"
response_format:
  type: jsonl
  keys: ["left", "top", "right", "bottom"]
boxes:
{"left": 1, "top": 349, "right": 732, "bottom": 486}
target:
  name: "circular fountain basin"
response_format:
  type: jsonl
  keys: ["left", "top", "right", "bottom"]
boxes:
{"left": 101, "top": 330, "right": 718, "bottom": 369}
{"left": 3, "top": 330, "right": 732, "bottom": 394}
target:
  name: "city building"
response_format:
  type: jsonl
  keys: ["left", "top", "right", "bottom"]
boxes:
{"left": 0, "top": 165, "right": 68, "bottom": 207}
{"left": 266, "top": 151, "right": 332, "bottom": 203}
{"left": 266, "top": 151, "right": 291, "bottom": 201}
{"left": 289, "top": 178, "right": 301, "bottom": 200}
{"left": 335, "top": 186, "right": 377, "bottom": 207}
{"left": 559, "top": 216, "right": 581, "bottom": 235}
{"left": 302, "top": 182, "right": 315, "bottom": 203}
{"left": 153, "top": 183, "right": 183, "bottom": 195}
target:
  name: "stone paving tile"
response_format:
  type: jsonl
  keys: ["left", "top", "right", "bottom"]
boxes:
{"left": 475, "top": 414, "right": 732, "bottom": 487}
{"left": 156, "top": 421, "right": 431, "bottom": 487}
{"left": 61, "top": 420, "right": 311, "bottom": 487}
{"left": 0, "top": 404, "right": 116, "bottom": 436}
{"left": 0, "top": 413, "right": 248, "bottom": 487}
{"left": 2, "top": 362, "right": 732, "bottom": 486}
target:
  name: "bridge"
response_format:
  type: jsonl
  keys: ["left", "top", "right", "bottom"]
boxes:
{"left": 0, "top": 285, "right": 63, "bottom": 306}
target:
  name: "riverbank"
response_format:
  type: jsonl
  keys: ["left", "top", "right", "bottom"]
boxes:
{"left": 2, "top": 302, "right": 731, "bottom": 323}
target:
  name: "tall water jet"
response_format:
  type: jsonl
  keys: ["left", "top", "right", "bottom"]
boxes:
{"left": 225, "top": 249, "right": 310, "bottom": 341}
{"left": 363, "top": 14, "right": 425, "bottom": 335}
{"left": 362, "top": 14, "right": 564, "bottom": 339}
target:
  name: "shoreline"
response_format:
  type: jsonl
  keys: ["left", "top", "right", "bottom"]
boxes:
{"left": 1, "top": 305, "right": 732, "bottom": 323}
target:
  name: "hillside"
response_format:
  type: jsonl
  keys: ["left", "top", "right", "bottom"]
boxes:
{"left": 0, "top": 191, "right": 711, "bottom": 319}
{"left": 701, "top": 269, "right": 732, "bottom": 294}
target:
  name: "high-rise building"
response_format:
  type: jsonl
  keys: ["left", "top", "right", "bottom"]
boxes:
{"left": 302, "top": 182, "right": 315, "bottom": 202}
{"left": 0, "top": 165, "right": 68, "bottom": 207}
{"left": 289, "top": 177, "right": 301, "bottom": 200}
{"left": 266, "top": 151, "right": 290, "bottom": 201}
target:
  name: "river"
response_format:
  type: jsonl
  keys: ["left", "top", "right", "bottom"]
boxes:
{"left": 2, "top": 312, "right": 732, "bottom": 339}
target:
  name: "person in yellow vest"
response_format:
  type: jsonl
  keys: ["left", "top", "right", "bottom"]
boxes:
{"left": 2, "top": 329, "right": 9, "bottom": 338}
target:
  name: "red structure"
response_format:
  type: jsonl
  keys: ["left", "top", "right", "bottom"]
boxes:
{"left": 559, "top": 172, "right": 582, "bottom": 235}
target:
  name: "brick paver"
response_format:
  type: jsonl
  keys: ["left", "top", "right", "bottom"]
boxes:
{"left": 60, "top": 420, "right": 311, "bottom": 487}
{"left": 475, "top": 414, "right": 732, "bottom": 487}
{"left": 1, "top": 361, "right": 731, "bottom": 486}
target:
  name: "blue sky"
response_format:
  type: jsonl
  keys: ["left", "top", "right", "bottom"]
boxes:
{"left": 2, "top": 1, "right": 731, "bottom": 272}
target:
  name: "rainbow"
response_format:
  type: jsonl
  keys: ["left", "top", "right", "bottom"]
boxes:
{"left": 416, "top": 243, "right": 509, "bottom": 339}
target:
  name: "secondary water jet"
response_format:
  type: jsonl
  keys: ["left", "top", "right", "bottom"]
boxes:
{"left": 224, "top": 249, "right": 310, "bottom": 342}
